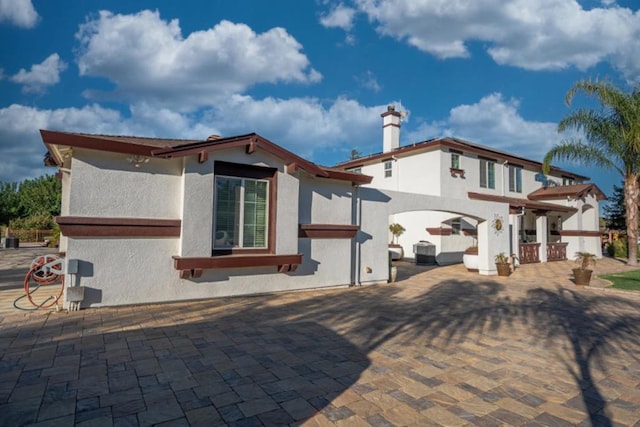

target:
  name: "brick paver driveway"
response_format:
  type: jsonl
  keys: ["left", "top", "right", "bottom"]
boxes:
{"left": 1, "top": 248, "right": 640, "bottom": 426}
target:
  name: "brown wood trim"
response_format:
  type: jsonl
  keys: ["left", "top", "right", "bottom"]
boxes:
{"left": 558, "top": 230, "right": 602, "bottom": 237}
{"left": 298, "top": 224, "right": 359, "bottom": 239}
{"left": 213, "top": 161, "right": 277, "bottom": 254}
{"left": 462, "top": 229, "right": 477, "bottom": 236}
{"left": 153, "top": 133, "right": 329, "bottom": 178}
{"left": 322, "top": 169, "right": 373, "bottom": 184}
{"left": 335, "top": 138, "right": 589, "bottom": 181}
{"left": 41, "top": 130, "right": 154, "bottom": 156}
{"left": 173, "top": 253, "right": 303, "bottom": 271}
{"left": 449, "top": 168, "right": 465, "bottom": 178}
{"left": 198, "top": 151, "right": 208, "bottom": 163}
{"left": 56, "top": 217, "right": 181, "bottom": 238}
{"left": 426, "top": 227, "right": 452, "bottom": 236}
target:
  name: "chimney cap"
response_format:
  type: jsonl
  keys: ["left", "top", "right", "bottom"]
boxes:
{"left": 206, "top": 134, "right": 221, "bottom": 141}
{"left": 387, "top": 105, "right": 395, "bottom": 112}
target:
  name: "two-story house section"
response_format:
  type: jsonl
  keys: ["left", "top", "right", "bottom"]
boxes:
{"left": 336, "top": 105, "right": 605, "bottom": 267}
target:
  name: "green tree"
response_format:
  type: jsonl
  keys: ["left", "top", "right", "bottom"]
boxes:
{"left": 543, "top": 79, "right": 640, "bottom": 265}
{"left": 17, "top": 175, "right": 61, "bottom": 218}
{"left": 0, "top": 182, "right": 20, "bottom": 226}
{"left": 602, "top": 183, "right": 627, "bottom": 230}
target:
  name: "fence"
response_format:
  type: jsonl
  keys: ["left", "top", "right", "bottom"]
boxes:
{"left": 6, "top": 229, "right": 55, "bottom": 243}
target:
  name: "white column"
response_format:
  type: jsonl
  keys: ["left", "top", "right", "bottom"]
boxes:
{"left": 478, "top": 206, "right": 511, "bottom": 275}
{"left": 536, "top": 213, "right": 548, "bottom": 263}
{"left": 510, "top": 213, "right": 520, "bottom": 259}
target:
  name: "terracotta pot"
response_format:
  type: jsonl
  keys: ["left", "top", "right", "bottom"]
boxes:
{"left": 573, "top": 268, "right": 592, "bottom": 286}
{"left": 496, "top": 263, "right": 510, "bottom": 277}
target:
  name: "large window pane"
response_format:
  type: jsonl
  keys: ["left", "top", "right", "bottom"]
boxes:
{"left": 215, "top": 176, "right": 268, "bottom": 249}
{"left": 215, "top": 177, "right": 241, "bottom": 247}
{"left": 487, "top": 162, "right": 495, "bottom": 189}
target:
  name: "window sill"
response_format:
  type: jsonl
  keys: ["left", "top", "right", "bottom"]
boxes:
{"left": 449, "top": 168, "right": 465, "bottom": 178}
{"left": 173, "top": 253, "right": 303, "bottom": 279}
{"left": 426, "top": 227, "right": 452, "bottom": 236}
{"left": 298, "top": 224, "right": 359, "bottom": 239}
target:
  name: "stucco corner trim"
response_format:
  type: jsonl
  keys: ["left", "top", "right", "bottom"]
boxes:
{"left": 298, "top": 224, "right": 360, "bottom": 239}
{"left": 173, "top": 253, "right": 303, "bottom": 279}
{"left": 56, "top": 216, "right": 181, "bottom": 238}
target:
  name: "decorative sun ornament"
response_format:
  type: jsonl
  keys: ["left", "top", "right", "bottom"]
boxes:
{"left": 492, "top": 214, "right": 504, "bottom": 235}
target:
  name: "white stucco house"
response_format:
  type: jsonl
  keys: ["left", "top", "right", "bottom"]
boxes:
{"left": 41, "top": 131, "right": 392, "bottom": 307}
{"left": 336, "top": 106, "right": 605, "bottom": 268}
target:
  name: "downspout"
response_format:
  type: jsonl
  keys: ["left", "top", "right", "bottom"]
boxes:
{"left": 502, "top": 160, "right": 508, "bottom": 196}
{"left": 353, "top": 185, "right": 362, "bottom": 285}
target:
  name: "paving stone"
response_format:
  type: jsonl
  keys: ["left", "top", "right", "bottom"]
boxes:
{"left": 257, "top": 408, "right": 295, "bottom": 425}
{"left": 366, "top": 414, "right": 395, "bottom": 427}
{"left": 184, "top": 405, "right": 222, "bottom": 427}
{"left": 322, "top": 405, "right": 355, "bottom": 422}
{"left": 37, "top": 397, "right": 76, "bottom": 421}
{"left": 218, "top": 404, "right": 245, "bottom": 423}
{"left": 281, "top": 397, "right": 317, "bottom": 421}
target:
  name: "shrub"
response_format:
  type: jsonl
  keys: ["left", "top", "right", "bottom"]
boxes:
{"left": 607, "top": 239, "right": 627, "bottom": 258}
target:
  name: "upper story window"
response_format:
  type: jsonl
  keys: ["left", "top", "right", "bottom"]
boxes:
{"left": 479, "top": 158, "right": 495, "bottom": 189}
{"left": 213, "top": 161, "right": 275, "bottom": 253}
{"left": 352, "top": 167, "right": 362, "bottom": 174}
{"left": 384, "top": 161, "right": 393, "bottom": 178}
{"left": 450, "top": 218, "right": 461, "bottom": 235}
{"left": 450, "top": 150, "right": 461, "bottom": 169}
{"left": 562, "top": 176, "right": 575, "bottom": 186}
{"left": 508, "top": 165, "right": 522, "bottom": 193}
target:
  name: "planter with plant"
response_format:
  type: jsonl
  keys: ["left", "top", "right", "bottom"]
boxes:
{"left": 388, "top": 223, "right": 406, "bottom": 260}
{"left": 463, "top": 246, "right": 479, "bottom": 272}
{"left": 573, "top": 252, "right": 596, "bottom": 286}
{"left": 495, "top": 252, "right": 511, "bottom": 276}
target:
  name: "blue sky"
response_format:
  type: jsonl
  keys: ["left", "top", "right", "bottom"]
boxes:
{"left": 1, "top": 0, "right": 639, "bottom": 200}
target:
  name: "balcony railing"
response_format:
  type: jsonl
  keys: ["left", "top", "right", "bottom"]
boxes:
{"left": 519, "top": 242, "right": 568, "bottom": 264}
{"left": 547, "top": 242, "right": 568, "bottom": 262}
{"left": 519, "top": 243, "right": 540, "bottom": 264}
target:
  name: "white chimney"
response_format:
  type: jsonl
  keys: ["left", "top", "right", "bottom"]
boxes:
{"left": 381, "top": 105, "right": 401, "bottom": 152}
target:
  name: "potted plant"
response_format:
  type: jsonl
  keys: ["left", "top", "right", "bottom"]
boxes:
{"left": 463, "top": 246, "right": 479, "bottom": 272}
{"left": 388, "top": 223, "right": 406, "bottom": 260}
{"left": 495, "top": 252, "right": 511, "bottom": 276}
{"left": 573, "top": 252, "right": 596, "bottom": 286}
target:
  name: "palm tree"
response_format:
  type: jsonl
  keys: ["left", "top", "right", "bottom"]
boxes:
{"left": 543, "top": 79, "right": 640, "bottom": 265}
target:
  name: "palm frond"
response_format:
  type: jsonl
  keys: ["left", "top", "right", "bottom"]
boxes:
{"left": 542, "top": 140, "right": 621, "bottom": 176}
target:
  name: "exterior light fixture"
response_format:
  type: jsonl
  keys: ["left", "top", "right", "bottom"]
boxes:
{"left": 127, "top": 155, "right": 149, "bottom": 168}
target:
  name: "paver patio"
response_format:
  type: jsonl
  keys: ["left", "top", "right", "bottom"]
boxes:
{"left": 1, "top": 247, "right": 640, "bottom": 426}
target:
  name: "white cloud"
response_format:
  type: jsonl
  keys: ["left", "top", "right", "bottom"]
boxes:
{"left": 203, "top": 95, "right": 389, "bottom": 161}
{"left": 0, "top": 95, "right": 392, "bottom": 182}
{"left": 75, "top": 10, "right": 322, "bottom": 110}
{"left": 320, "top": 4, "right": 356, "bottom": 30}
{"left": 10, "top": 54, "right": 67, "bottom": 93}
{"left": 0, "top": 0, "right": 38, "bottom": 28}
{"left": 348, "top": 0, "right": 640, "bottom": 83}
{"left": 356, "top": 70, "right": 381, "bottom": 92}
{"left": 405, "top": 93, "right": 560, "bottom": 161}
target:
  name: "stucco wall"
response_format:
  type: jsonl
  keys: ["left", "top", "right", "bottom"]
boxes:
{"left": 69, "top": 149, "right": 183, "bottom": 218}
{"left": 62, "top": 147, "right": 389, "bottom": 307}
